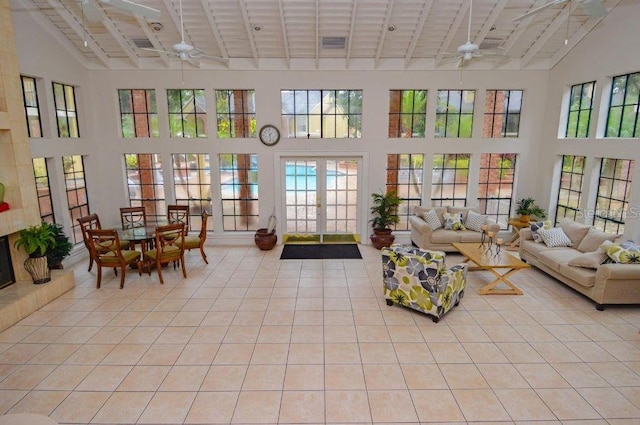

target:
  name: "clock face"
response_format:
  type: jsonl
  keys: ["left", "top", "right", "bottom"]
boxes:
{"left": 259, "top": 125, "right": 280, "bottom": 146}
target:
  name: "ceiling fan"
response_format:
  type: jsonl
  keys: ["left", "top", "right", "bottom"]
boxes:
{"left": 512, "top": 0, "right": 609, "bottom": 22}
{"left": 142, "top": 0, "right": 227, "bottom": 64}
{"left": 80, "top": 0, "right": 161, "bottom": 22}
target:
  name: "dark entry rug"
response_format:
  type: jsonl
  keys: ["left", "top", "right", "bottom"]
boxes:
{"left": 280, "top": 244, "right": 362, "bottom": 260}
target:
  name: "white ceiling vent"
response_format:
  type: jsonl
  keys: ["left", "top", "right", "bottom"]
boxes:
{"left": 479, "top": 38, "right": 503, "bottom": 50}
{"left": 131, "top": 38, "right": 154, "bottom": 49}
{"left": 321, "top": 36, "right": 347, "bottom": 49}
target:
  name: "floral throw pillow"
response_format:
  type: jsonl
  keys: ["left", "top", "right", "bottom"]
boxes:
{"left": 600, "top": 242, "right": 640, "bottom": 264}
{"left": 443, "top": 212, "right": 466, "bottom": 231}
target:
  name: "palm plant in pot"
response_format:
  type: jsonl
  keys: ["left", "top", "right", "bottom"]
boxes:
{"left": 515, "top": 197, "right": 546, "bottom": 223}
{"left": 370, "top": 190, "right": 401, "bottom": 250}
{"left": 13, "top": 222, "right": 56, "bottom": 284}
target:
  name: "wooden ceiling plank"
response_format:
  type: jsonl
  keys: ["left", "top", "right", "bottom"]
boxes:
{"left": 200, "top": 0, "right": 230, "bottom": 60}
{"left": 473, "top": 0, "right": 509, "bottom": 47}
{"left": 374, "top": 0, "right": 395, "bottom": 66}
{"left": 435, "top": 0, "right": 469, "bottom": 62}
{"left": 277, "top": 0, "right": 291, "bottom": 68}
{"left": 404, "top": 0, "right": 434, "bottom": 68}
{"left": 134, "top": 15, "right": 171, "bottom": 68}
{"left": 238, "top": 0, "right": 259, "bottom": 67}
{"left": 521, "top": 3, "right": 570, "bottom": 67}
{"left": 345, "top": 0, "right": 358, "bottom": 63}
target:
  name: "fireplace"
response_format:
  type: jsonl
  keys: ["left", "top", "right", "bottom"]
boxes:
{"left": 0, "top": 236, "right": 15, "bottom": 290}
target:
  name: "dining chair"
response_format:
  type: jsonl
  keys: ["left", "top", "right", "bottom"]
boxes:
{"left": 178, "top": 211, "right": 209, "bottom": 264}
{"left": 140, "top": 223, "right": 187, "bottom": 284}
{"left": 120, "top": 206, "right": 147, "bottom": 229}
{"left": 77, "top": 214, "right": 130, "bottom": 272}
{"left": 167, "top": 205, "right": 190, "bottom": 232}
{"left": 87, "top": 229, "right": 142, "bottom": 289}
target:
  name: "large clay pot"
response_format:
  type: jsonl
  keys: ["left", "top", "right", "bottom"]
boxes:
{"left": 254, "top": 228, "right": 277, "bottom": 250}
{"left": 370, "top": 228, "right": 395, "bottom": 250}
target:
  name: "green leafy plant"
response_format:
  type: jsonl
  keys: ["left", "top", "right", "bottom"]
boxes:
{"left": 14, "top": 223, "right": 56, "bottom": 258}
{"left": 370, "top": 190, "right": 402, "bottom": 230}
{"left": 47, "top": 223, "right": 73, "bottom": 268}
{"left": 515, "top": 197, "right": 546, "bottom": 219}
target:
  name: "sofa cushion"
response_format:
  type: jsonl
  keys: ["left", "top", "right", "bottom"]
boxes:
{"left": 568, "top": 251, "right": 608, "bottom": 269}
{"left": 414, "top": 206, "right": 447, "bottom": 226}
{"left": 601, "top": 242, "right": 640, "bottom": 264}
{"left": 448, "top": 207, "right": 475, "bottom": 222}
{"left": 557, "top": 263, "right": 597, "bottom": 288}
{"left": 538, "top": 227, "right": 573, "bottom": 248}
{"left": 465, "top": 210, "right": 487, "bottom": 232}
{"left": 422, "top": 209, "right": 443, "bottom": 231}
{"left": 443, "top": 213, "right": 466, "bottom": 231}
{"left": 558, "top": 219, "right": 590, "bottom": 248}
{"left": 577, "top": 228, "right": 619, "bottom": 253}
{"left": 431, "top": 230, "right": 463, "bottom": 244}
{"left": 460, "top": 231, "right": 483, "bottom": 243}
{"left": 537, "top": 248, "right": 581, "bottom": 272}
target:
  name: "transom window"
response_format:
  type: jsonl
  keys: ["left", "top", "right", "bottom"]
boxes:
{"left": 388, "top": 90, "right": 427, "bottom": 138}
{"left": 62, "top": 155, "right": 89, "bottom": 243}
{"left": 219, "top": 154, "right": 259, "bottom": 231}
{"left": 172, "top": 153, "right": 211, "bottom": 232}
{"left": 478, "top": 153, "right": 517, "bottom": 229}
{"left": 118, "top": 89, "right": 159, "bottom": 138}
{"left": 435, "top": 90, "right": 475, "bottom": 138}
{"left": 386, "top": 154, "right": 424, "bottom": 230}
{"left": 593, "top": 158, "right": 634, "bottom": 234}
{"left": 124, "top": 153, "right": 166, "bottom": 222}
{"left": 21, "top": 76, "right": 42, "bottom": 138}
{"left": 216, "top": 90, "right": 256, "bottom": 138}
{"left": 566, "top": 82, "right": 595, "bottom": 138}
{"left": 483, "top": 90, "right": 523, "bottom": 138}
{"left": 431, "top": 154, "right": 470, "bottom": 206}
{"left": 555, "top": 155, "right": 585, "bottom": 224}
{"left": 52, "top": 82, "right": 79, "bottom": 138}
{"left": 167, "top": 89, "right": 207, "bottom": 138}
{"left": 606, "top": 72, "right": 640, "bottom": 138}
{"left": 32, "top": 158, "right": 55, "bottom": 224}
{"left": 281, "top": 90, "right": 362, "bottom": 138}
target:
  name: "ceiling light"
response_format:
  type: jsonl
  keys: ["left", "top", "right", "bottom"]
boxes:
{"left": 253, "top": 24, "right": 261, "bottom": 31}
{"left": 149, "top": 22, "right": 163, "bottom": 32}
{"left": 388, "top": 25, "right": 397, "bottom": 32}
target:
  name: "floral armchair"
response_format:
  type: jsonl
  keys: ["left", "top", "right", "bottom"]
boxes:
{"left": 381, "top": 244, "right": 467, "bottom": 323}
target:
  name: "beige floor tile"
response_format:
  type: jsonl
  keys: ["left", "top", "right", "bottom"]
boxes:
{"left": 401, "top": 363, "right": 448, "bottom": 390}
{"left": 138, "top": 391, "right": 197, "bottom": 424}
{"left": 251, "top": 343, "right": 289, "bottom": 364}
{"left": 515, "top": 363, "right": 571, "bottom": 388}
{"left": 429, "top": 342, "right": 473, "bottom": 363}
{"left": 232, "top": 311, "right": 266, "bottom": 326}
{"left": 231, "top": 390, "right": 281, "bottom": 423}
{"left": 120, "top": 326, "right": 163, "bottom": 344}
{"left": 26, "top": 344, "right": 81, "bottom": 365}
{"left": 175, "top": 343, "right": 219, "bottom": 365}
{"left": 450, "top": 325, "right": 492, "bottom": 342}
{"left": 535, "top": 388, "right": 601, "bottom": 420}
{"left": 117, "top": 365, "right": 171, "bottom": 391}
{"left": 324, "top": 342, "right": 361, "bottom": 364}
{"left": 100, "top": 343, "right": 149, "bottom": 365}
{"left": 530, "top": 342, "right": 582, "bottom": 363}
{"left": 359, "top": 342, "right": 397, "bottom": 364}
{"left": 91, "top": 391, "right": 153, "bottom": 424}
{"left": 0, "top": 364, "right": 57, "bottom": 390}
{"left": 76, "top": 365, "right": 132, "bottom": 391}
{"left": 262, "top": 310, "right": 295, "bottom": 326}
{"left": 292, "top": 311, "right": 323, "bottom": 325}
{"left": 284, "top": 364, "right": 324, "bottom": 390}
{"left": 291, "top": 325, "right": 324, "bottom": 343}
{"left": 387, "top": 325, "right": 425, "bottom": 343}
{"left": 355, "top": 325, "right": 391, "bottom": 342}
{"left": 564, "top": 341, "right": 618, "bottom": 362}
{"left": 551, "top": 363, "right": 610, "bottom": 388}
{"left": 191, "top": 326, "right": 228, "bottom": 343}
{"left": 159, "top": 365, "right": 209, "bottom": 391}
{"left": 201, "top": 365, "right": 248, "bottom": 391}
{"left": 476, "top": 363, "right": 530, "bottom": 389}
{"left": 598, "top": 341, "right": 640, "bottom": 362}
{"left": 577, "top": 387, "right": 640, "bottom": 418}
{"left": 440, "top": 363, "right": 490, "bottom": 389}
{"left": 363, "top": 363, "right": 407, "bottom": 390}
{"left": 64, "top": 344, "right": 115, "bottom": 365}
{"left": 494, "top": 388, "right": 556, "bottom": 420}
{"left": 51, "top": 391, "right": 111, "bottom": 424}
{"left": 279, "top": 390, "right": 325, "bottom": 423}
{"left": 288, "top": 343, "right": 324, "bottom": 364}
{"left": 325, "top": 390, "right": 371, "bottom": 423}
{"left": 367, "top": 389, "right": 418, "bottom": 422}
{"left": 410, "top": 389, "right": 465, "bottom": 422}
{"left": 22, "top": 327, "right": 70, "bottom": 344}
{"left": 325, "top": 364, "right": 365, "bottom": 390}
{"left": 8, "top": 390, "right": 69, "bottom": 416}
{"left": 56, "top": 327, "right": 101, "bottom": 345}
{"left": 588, "top": 361, "right": 640, "bottom": 386}
{"left": 185, "top": 391, "right": 239, "bottom": 424}
{"left": 137, "top": 343, "right": 184, "bottom": 365}
{"left": 0, "top": 390, "right": 28, "bottom": 415}
{"left": 156, "top": 326, "right": 197, "bottom": 344}
{"left": 257, "top": 326, "right": 292, "bottom": 343}
{"left": 0, "top": 344, "right": 47, "bottom": 364}
{"left": 86, "top": 326, "right": 133, "bottom": 344}
{"left": 35, "top": 365, "right": 93, "bottom": 390}
{"left": 242, "top": 364, "right": 286, "bottom": 390}
{"left": 452, "top": 388, "right": 511, "bottom": 422}
{"left": 418, "top": 325, "right": 460, "bottom": 342}
{"left": 462, "top": 342, "right": 510, "bottom": 363}
{"left": 497, "top": 342, "right": 546, "bottom": 363}
{"left": 214, "top": 343, "right": 255, "bottom": 364}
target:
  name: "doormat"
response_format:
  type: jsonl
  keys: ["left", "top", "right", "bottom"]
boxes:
{"left": 280, "top": 244, "right": 362, "bottom": 260}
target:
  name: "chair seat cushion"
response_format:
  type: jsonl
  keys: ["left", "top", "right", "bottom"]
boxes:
{"left": 101, "top": 249, "right": 140, "bottom": 264}
{"left": 145, "top": 246, "right": 180, "bottom": 261}
{"left": 178, "top": 235, "right": 201, "bottom": 249}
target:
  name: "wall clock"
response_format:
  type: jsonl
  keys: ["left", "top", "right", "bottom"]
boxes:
{"left": 259, "top": 124, "right": 280, "bottom": 146}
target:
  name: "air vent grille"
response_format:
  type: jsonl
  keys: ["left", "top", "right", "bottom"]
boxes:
{"left": 479, "top": 38, "right": 503, "bottom": 50}
{"left": 321, "top": 36, "right": 346, "bottom": 49}
{"left": 131, "top": 38, "right": 154, "bottom": 49}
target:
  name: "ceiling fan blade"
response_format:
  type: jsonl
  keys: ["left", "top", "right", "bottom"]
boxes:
{"left": 194, "top": 54, "right": 229, "bottom": 63}
{"left": 99, "top": 0, "right": 161, "bottom": 20}
{"left": 141, "top": 47, "right": 175, "bottom": 56}
{"left": 512, "top": 0, "right": 567, "bottom": 21}
{"left": 81, "top": 1, "right": 104, "bottom": 22}
{"left": 579, "top": 0, "right": 608, "bottom": 18}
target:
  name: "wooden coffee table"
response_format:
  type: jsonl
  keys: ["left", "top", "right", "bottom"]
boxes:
{"left": 452, "top": 242, "right": 530, "bottom": 295}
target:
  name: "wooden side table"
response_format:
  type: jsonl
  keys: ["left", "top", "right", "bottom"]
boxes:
{"left": 507, "top": 218, "right": 531, "bottom": 251}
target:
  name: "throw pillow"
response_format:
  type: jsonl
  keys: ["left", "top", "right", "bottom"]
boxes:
{"left": 601, "top": 242, "right": 640, "bottom": 264}
{"left": 443, "top": 212, "right": 466, "bottom": 231}
{"left": 568, "top": 251, "right": 609, "bottom": 269}
{"left": 465, "top": 210, "right": 487, "bottom": 232}
{"left": 422, "top": 209, "right": 442, "bottom": 231}
{"left": 537, "top": 227, "right": 573, "bottom": 248}
{"left": 576, "top": 228, "right": 619, "bottom": 253}
{"left": 620, "top": 240, "right": 640, "bottom": 252}
{"left": 558, "top": 219, "right": 590, "bottom": 248}
{"left": 530, "top": 221, "right": 545, "bottom": 243}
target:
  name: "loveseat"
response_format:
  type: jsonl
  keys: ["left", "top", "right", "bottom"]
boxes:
{"left": 519, "top": 219, "right": 640, "bottom": 310}
{"left": 409, "top": 205, "right": 501, "bottom": 252}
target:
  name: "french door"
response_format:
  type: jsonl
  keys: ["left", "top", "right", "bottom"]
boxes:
{"left": 283, "top": 157, "right": 360, "bottom": 243}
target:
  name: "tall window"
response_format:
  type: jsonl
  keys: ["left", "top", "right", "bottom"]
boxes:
{"left": 21, "top": 76, "right": 42, "bottom": 137}
{"left": 118, "top": 89, "right": 159, "bottom": 138}
{"left": 435, "top": 90, "right": 474, "bottom": 137}
{"left": 32, "top": 158, "right": 55, "bottom": 224}
{"left": 566, "top": 82, "right": 595, "bottom": 138}
{"left": 219, "top": 154, "right": 259, "bottom": 231}
{"left": 216, "top": 90, "right": 256, "bottom": 138}
{"left": 281, "top": 90, "right": 362, "bottom": 138}
{"left": 386, "top": 154, "right": 423, "bottom": 230}
{"left": 52, "top": 82, "right": 79, "bottom": 138}
{"left": 124, "top": 153, "right": 165, "bottom": 222}
{"left": 483, "top": 90, "right": 523, "bottom": 138}
{"left": 388, "top": 90, "right": 427, "bottom": 138}
{"left": 606, "top": 72, "right": 640, "bottom": 138}
{"left": 478, "top": 153, "right": 517, "bottom": 228}
{"left": 167, "top": 89, "right": 207, "bottom": 138}
{"left": 555, "top": 155, "right": 585, "bottom": 223}
{"left": 594, "top": 158, "right": 635, "bottom": 234}
{"left": 62, "top": 155, "right": 88, "bottom": 243}
{"left": 431, "top": 154, "right": 470, "bottom": 206}
{"left": 172, "top": 153, "right": 211, "bottom": 232}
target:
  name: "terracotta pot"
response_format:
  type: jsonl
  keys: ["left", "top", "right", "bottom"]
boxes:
{"left": 254, "top": 228, "right": 277, "bottom": 250}
{"left": 370, "top": 228, "right": 395, "bottom": 250}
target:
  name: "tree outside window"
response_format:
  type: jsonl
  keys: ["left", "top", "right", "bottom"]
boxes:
{"left": 216, "top": 90, "right": 256, "bottom": 138}
{"left": 435, "top": 90, "right": 474, "bottom": 138}
{"left": 388, "top": 90, "right": 427, "bottom": 138}
{"left": 167, "top": 89, "right": 207, "bottom": 138}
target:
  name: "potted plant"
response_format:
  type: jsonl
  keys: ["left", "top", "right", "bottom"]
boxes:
{"left": 13, "top": 222, "right": 56, "bottom": 284}
{"left": 47, "top": 223, "right": 73, "bottom": 269}
{"left": 515, "top": 197, "right": 546, "bottom": 223}
{"left": 369, "top": 190, "right": 401, "bottom": 250}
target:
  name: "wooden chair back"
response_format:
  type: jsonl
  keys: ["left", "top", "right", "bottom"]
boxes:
{"left": 167, "top": 205, "right": 190, "bottom": 231}
{"left": 120, "top": 206, "right": 147, "bottom": 229}
{"left": 77, "top": 213, "right": 101, "bottom": 271}
{"left": 87, "top": 228, "right": 140, "bottom": 289}
{"left": 142, "top": 223, "right": 187, "bottom": 284}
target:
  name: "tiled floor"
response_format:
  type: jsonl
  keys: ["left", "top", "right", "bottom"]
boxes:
{"left": 0, "top": 244, "right": 639, "bottom": 424}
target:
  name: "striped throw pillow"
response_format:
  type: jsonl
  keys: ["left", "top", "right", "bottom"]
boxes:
{"left": 465, "top": 210, "right": 487, "bottom": 232}
{"left": 422, "top": 209, "right": 442, "bottom": 231}
{"left": 538, "top": 227, "right": 573, "bottom": 248}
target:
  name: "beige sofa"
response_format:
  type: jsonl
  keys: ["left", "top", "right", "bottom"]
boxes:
{"left": 409, "top": 205, "right": 501, "bottom": 252}
{"left": 519, "top": 219, "right": 640, "bottom": 310}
